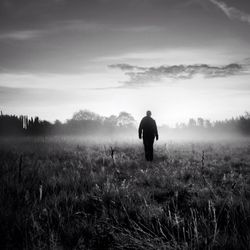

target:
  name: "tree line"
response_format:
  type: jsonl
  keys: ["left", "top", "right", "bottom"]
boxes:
{"left": 167, "top": 113, "right": 250, "bottom": 135}
{"left": 0, "top": 110, "right": 250, "bottom": 137}
{"left": 0, "top": 110, "right": 136, "bottom": 136}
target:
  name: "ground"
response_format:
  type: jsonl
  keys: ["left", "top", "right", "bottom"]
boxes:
{"left": 0, "top": 137, "right": 250, "bottom": 249}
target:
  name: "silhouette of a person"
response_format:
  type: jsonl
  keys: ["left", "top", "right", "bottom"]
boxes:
{"left": 138, "top": 111, "right": 158, "bottom": 161}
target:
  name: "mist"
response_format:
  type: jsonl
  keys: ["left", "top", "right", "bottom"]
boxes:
{"left": 1, "top": 109, "right": 250, "bottom": 143}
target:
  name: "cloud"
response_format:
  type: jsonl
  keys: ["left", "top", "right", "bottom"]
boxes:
{"left": 0, "top": 30, "right": 43, "bottom": 41}
{"left": 209, "top": 0, "right": 250, "bottom": 24}
{"left": 0, "top": 20, "right": 104, "bottom": 42}
{"left": 110, "top": 63, "right": 246, "bottom": 86}
{"left": 109, "top": 63, "right": 146, "bottom": 71}
{"left": 0, "top": 20, "right": 158, "bottom": 43}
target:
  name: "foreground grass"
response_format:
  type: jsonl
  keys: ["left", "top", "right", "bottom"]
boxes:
{"left": 0, "top": 137, "right": 250, "bottom": 249}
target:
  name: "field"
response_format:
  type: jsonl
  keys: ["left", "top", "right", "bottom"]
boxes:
{"left": 0, "top": 137, "right": 250, "bottom": 250}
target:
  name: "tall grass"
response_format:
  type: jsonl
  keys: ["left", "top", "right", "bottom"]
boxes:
{"left": 0, "top": 137, "right": 250, "bottom": 249}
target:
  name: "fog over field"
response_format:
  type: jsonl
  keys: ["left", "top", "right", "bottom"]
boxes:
{"left": 1, "top": 109, "right": 250, "bottom": 142}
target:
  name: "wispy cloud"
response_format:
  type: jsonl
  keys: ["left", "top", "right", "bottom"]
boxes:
{"left": 0, "top": 20, "right": 105, "bottom": 42}
{"left": 0, "top": 30, "right": 43, "bottom": 41}
{"left": 109, "top": 63, "right": 246, "bottom": 86}
{"left": 0, "top": 20, "right": 156, "bottom": 42}
{"left": 109, "top": 63, "right": 146, "bottom": 71}
{"left": 209, "top": 0, "right": 250, "bottom": 24}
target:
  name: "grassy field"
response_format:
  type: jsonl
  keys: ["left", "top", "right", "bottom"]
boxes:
{"left": 0, "top": 137, "right": 250, "bottom": 250}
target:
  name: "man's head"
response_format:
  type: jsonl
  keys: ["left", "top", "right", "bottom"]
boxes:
{"left": 146, "top": 110, "right": 152, "bottom": 117}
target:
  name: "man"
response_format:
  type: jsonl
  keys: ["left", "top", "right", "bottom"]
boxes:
{"left": 138, "top": 111, "right": 159, "bottom": 161}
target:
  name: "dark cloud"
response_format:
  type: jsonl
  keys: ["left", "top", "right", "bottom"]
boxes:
{"left": 0, "top": 0, "right": 250, "bottom": 74}
{"left": 0, "top": 0, "right": 177, "bottom": 30}
{"left": 110, "top": 63, "right": 245, "bottom": 86}
{"left": 109, "top": 63, "right": 146, "bottom": 71}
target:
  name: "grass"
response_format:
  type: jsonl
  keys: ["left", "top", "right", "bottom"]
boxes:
{"left": 0, "top": 137, "right": 250, "bottom": 249}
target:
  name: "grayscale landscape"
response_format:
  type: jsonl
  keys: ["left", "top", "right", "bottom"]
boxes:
{"left": 1, "top": 0, "right": 250, "bottom": 249}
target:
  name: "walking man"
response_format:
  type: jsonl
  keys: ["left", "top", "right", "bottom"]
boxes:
{"left": 138, "top": 111, "right": 159, "bottom": 161}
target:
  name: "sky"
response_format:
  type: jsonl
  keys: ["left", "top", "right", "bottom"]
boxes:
{"left": 0, "top": 0, "right": 250, "bottom": 126}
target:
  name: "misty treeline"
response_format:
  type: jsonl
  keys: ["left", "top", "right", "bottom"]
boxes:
{"left": 162, "top": 113, "right": 250, "bottom": 139}
{"left": 0, "top": 110, "right": 250, "bottom": 138}
{"left": 0, "top": 110, "right": 136, "bottom": 136}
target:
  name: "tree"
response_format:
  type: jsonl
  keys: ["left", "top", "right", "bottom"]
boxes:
{"left": 72, "top": 110, "right": 102, "bottom": 121}
{"left": 197, "top": 117, "right": 204, "bottom": 127}
{"left": 54, "top": 120, "right": 62, "bottom": 126}
{"left": 104, "top": 115, "right": 118, "bottom": 126}
{"left": 204, "top": 119, "right": 212, "bottom": 128}
{"left": 116, "top": 112, "right": 136, "bottom": 127}
{"left": 188, "top": 118, "right": 196, "bottom": 128}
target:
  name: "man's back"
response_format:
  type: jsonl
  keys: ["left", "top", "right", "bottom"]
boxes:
{"left": 139, "top": 116, "right": 158, "bottom": 139}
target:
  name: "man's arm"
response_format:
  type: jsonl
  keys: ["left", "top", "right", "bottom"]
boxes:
{"left": 154, "top": 120, "right": 159, "bottom": 140}
{"left": 138, "top": 120, "right": 143, "bottom": 139}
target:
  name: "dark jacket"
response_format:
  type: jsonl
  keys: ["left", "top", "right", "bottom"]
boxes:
{"left": 138, "top": 116, "right": 158, "bottom": 140}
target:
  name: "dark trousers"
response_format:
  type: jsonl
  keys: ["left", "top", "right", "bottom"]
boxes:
{"left": 143, "top": 137, "right": 154, "bottom": 161}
